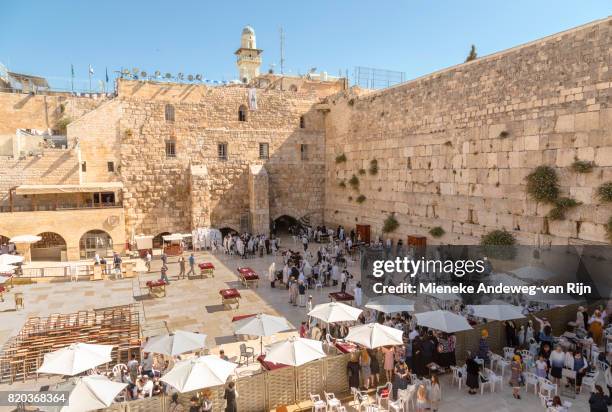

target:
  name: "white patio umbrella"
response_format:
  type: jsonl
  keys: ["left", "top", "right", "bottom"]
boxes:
{"left": 233, "top": 313, "right": 291, "bottom": 353}
{"left": 143, "top": 330, "right": 207, "bottom": 357}
{"left": 0, "top": 264, "right": 15, "bottom": 274}
{"left": 9, "top": 235, "right": 42, "bottom": 244}
{"left": 265, "top": 337, "right": 326, "bottom": 366}
{"left": 308, "top": 302, "right": 362, "bottom": 323}
{"left": 345, "top": 323, "right": 404, "bottom": 349}
{"left": 0, "top": 254, "right": 23, "bottom": 265}
{"left": 365, "top": 295, "right": 415, "bottom": 313}
{"left": 161, "top": 355, "right": 237, "bottom": 393}
{"left": 37, "top": 343, "right": 113, "bottom": 376}
{"left": 415, "top": 310, "right": 473, "bottom": 333}
{"left": 48, "top": 375, "right": 127, "bottom": 412}
{"left": 422, "top": 291, "right": 461, "bottom": 302}
{"left": 470, "top": 304, "right": 525, "bottom": 321}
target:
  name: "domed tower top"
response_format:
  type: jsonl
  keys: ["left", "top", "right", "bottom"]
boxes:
{"left": 235, "top": 25, "right": 262, "bottom": 83}
{"left": 241, "top": 26, "right": 256, "bottom": 49}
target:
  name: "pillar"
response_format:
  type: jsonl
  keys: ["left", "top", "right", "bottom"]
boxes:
{"left": 248, "top": 165, "right": 270, "bottom": 236}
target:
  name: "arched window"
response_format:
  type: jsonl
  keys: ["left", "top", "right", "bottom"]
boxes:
{"left": 299, "top": 116, "right": 305, "bottom": 129}
{"left": 238, "top": 105, "right": 247, "bottom": 122}
{"left": 165, "top": 104, "right": 175, "bottom": 122}
{"left": 289, "top": 85, "right": 298, "bottom": 92}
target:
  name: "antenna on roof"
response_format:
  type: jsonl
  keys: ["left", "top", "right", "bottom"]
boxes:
{"left": 187, "top": 74, "right": 194, "bottom": 81}
{"left": 154, "top": 70, "right": 161, "bottom": 78}
{"left": 195, "top": 74, "right": 202, "bottom": 81}
{"left": 164, "top": 73, "right": 172, "bottom": 79}
{"left": 279, "top": 26, "right": 285, "bottom": 75}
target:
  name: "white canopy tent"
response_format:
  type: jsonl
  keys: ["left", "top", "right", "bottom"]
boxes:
{"left": 308, "top": 302, "right": 362, "bottom": 323}
{"left": 470, "top": 304, "right": 525, "bottom": 321}
{"left": 265, "top": 337, "right": 326, "bottom": 367}
{"left": 0, "top": 254, "right": 23, "bottom": 265}
{"left": 48, "top": 375, "right": 127, "bottom": 412}
{"left": 143, "top": 330, "right": 207, "bottom": 357}
{"left": 344, "top": 323, "right": 404, "bottom": 349}
{"left": 365, "top": 295, "right": 415, "bottom": 313}
{"left": 37, "top": 343, "right": 113, "bottom": 376}
{"left": 415, "top": 310, "right": 473, "bottom": 333}
{"left": 161, "top": 355, "right": 237, "bottom": 393}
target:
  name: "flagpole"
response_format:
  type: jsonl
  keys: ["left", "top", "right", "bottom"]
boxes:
{"left": 89, "top": 71, "right": 92, "bottom": 93}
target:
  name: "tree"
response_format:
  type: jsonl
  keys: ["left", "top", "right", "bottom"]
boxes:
{"left": 465, "top": 44, "right": 477, "bottom": 62}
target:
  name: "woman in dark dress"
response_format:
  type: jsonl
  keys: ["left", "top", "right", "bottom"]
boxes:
{"left": 392, "top": 360, "right": 409, "bottom": 399}
{"left": 466, "top": 354, "right": 480, "bottom": 395}
{"left": 413, "top": 336, "right": 424, "bottom": 377}
{"left": 347, "top": 353, "right": 361, "bottom": 389}
{"left": 368, "top": 348, "right": 381, "bottom": 387}
{"left": 224, "top": 381, "right": 238, "bottom": 412}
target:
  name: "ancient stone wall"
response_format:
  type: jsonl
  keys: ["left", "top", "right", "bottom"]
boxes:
{"left": 324, "top": 17, "right": 612, "bottom": 246}
{"left": 117, "top": 81, "right": 328, "bottom": 238}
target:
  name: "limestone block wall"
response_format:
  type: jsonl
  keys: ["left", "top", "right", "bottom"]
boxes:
{"left": 249, "top": 165, "right": 270, "bottom": 236}
{"left": 67, "top": 99, "right": 122, "bottom": 183}
{"left": 117, "top": 81, "right": 328, "bottom": 238}
{"left": 324, "top": 17, "right": 612, "bottom": 246}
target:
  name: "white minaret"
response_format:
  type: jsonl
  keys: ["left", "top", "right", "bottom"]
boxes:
{"left": 235, "top": 26, "right": 262, "bottom": 83}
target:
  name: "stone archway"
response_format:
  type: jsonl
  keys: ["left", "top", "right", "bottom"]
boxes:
{"left": 32, "top": 232, "right": 67, "bottom": 261}
{"left": 272, "top": 215, "right": 300, "bottom": 235}
{"left": 219, "top": 227, "right": 239, "bottom": 238}
{"left": 152, "top": 232, "right": 171, "bottom": 249}
{"left": 79, "top": 230, "right": 113, "bottom": 259}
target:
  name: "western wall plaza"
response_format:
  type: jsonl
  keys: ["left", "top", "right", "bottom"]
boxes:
{"left": 0, "top": 6, "right": 611, "bottom": 412}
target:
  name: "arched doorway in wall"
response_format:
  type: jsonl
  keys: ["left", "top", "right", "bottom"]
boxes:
{"left": 272, "top": 215, "right": 300, "bottom": 235}
{"left": 0, "top": 234, "right": 11, "bottom": 255}
{"left": 219, "top": 227, "right": 239, "bottom": 238}
{"left": 152, "top": 232, "right": 171, "bottom": 249}
{"left": 31, "top": 232, "right": 67, "bottom": 261}
{"left": 80, "top": 230, "right": 113, "bottom": 259}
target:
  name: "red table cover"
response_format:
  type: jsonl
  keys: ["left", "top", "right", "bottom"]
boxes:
{"left": 198, "top": 262, "right": 215, "bottom": 270}
{"left": 257, "top": 354, "right": 288, "bottom": 370}
{"left": 146, "top": 280, "right": 168, "bottom": 287}
{"left": 220, "top": 288, "right": 241, "bottom": 299}
{"left": 231, "top": 314, "right": 256, "bottom": 322}
{"left": 335, "top": 341, "right": 359, "bottom": 353}
{"left": 329, "top": 292, "right": 354, "bottom": 301}
{"left": 238, "top": 267, "right": 258, "bottom": 280}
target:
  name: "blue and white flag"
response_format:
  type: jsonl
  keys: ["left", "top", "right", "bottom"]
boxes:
{"left": 88, "top": 65, "right": 94, "bottom": 76}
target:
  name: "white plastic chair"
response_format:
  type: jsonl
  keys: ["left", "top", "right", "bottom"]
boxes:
{"left": 142, "top": 380, "right": 153, "bottom": 397}
{"left": 112, "top": 363, "right": 127, "bottom": 379}
{"left": 309, "top": 393, "right": 327, "bottom": 412}
{"left": 581, "top": 370, "right": 599, "bottom": 393}
{"left": 479, "top": 371, "right": 494, "bottom": 395}
{"left": 525, "top": 372, "right": 539, "bottom": 394}
{"left": 376, "top": 382, "right": 392, "bottom": 409}
{"left": 388, "top": 397, "right": 404, "bottom": 412}
{"left": 351, "top": 387, "right": 369, "bottom": 412}
{"left": 402, "top": 384, "right": 417, "bottom": 412}
{"left": 503, "top": 347, "right": 515, "bottom": 360}
{"left": 538, "top": 377, "right": 558, "bottom": 397}
{"left": 324, "top": 392, "right": 341, "bottom": 411}
{"left": 450, "top": 365, "right": 464, "bottom": 389}
{"left": 485, "top": 368, "right": 503, "bottom": 392}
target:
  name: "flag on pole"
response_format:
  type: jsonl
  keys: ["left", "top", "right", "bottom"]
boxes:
{"left": 89, "top": 65, "right": 94, "bottom": 76}
{"left": 105, "top": 67, "right": 109, "bottom": 83}
{"left": 71, "top": 64, "right": 75, "bottom": 78}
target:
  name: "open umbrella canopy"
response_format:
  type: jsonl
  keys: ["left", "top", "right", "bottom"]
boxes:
{"left": 415, "top": 310, "right": 472, "bottom": 333}
{"left": 0, "top": 254, "right": 23, "bottom": 265}
{"left": 161, "top": 355, "right": 237, "bottom": 393}
{"left": 0, "top": 264, "right": 15, "bottom": 274}
{"left": 143, "top": 330, "right": 207, "bottom": 357}
{"left": 265, "top": 337, "right": 326, "bottom": 366}
{"left": 37, "top": 343, "right": 113, "bottom": 376}
{"left": 308, "top": 302, "right": 362, "bottom": 323}
{"left": 422, "top": 291, "right": 461, "bottom": 301}
{"left": 365, "top": 295, "right": 415, "bottom": 313}
{"left": 470, "top": 304, "right": 525, "bottom": 321}
{"left": 345, "top": 323, "right": 404, "bottom": 349}
{"left": 9, "top": 235, "right": 42, "bottom": 244}
{"left": 233, "top": 313, "right": 291, "bottom": 337}
{"left": 48, "top": 375, "right": 127, "bottom": 412}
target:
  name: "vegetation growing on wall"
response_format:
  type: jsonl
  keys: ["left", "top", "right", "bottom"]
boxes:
{"left": 429, "top": 226, "right": 445, "bottom": 238}
{"left": 369, "top": 159, "right": 378, "bottom": 175}
{"left": 571, "top": 160, "right": 595, "bottom": 174}
{"left": 338, "top": 180, "right": 346, "bottom": 188}
{"left": 526, "top": 166, "right": 559, "bottom": 203}
{"left": 335, "top": 153, "right": 347, "bottom": 163}
{"left": 480, "top": 229, "right": 516, "bottom": 260}
{"left": 348, "top": 175, "right": 359, "bottom": 189}
{"left": 56, "top": 117, "right": 72, "bottom": 134}
{"left": 547, "top": 197, "right": 582, "bottom": 221}
{"left": 382, "top": 214, "right": 399, "bottom": 233}
{"left": 358, "top": 168, "right": 366, "bottom": 175}
{"left": 356, "top": 194, "right": 366, "bottom": 204}
{"left": 597, "top": 182, "right": 612, "bottom": 202}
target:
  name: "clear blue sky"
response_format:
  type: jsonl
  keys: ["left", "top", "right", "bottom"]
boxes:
{"left": 1, "top": 0, "right": 610, "bottom": 90}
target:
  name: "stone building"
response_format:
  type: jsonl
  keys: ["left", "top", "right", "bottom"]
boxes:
{"left": 0, "top": 19, "right": 611, "bottom": 261}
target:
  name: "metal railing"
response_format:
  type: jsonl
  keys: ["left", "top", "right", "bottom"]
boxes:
{"left": 0, "top": 204, "right": 122, "bottom": 213}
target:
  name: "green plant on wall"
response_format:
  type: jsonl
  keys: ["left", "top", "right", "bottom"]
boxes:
{"left": 356, "top": 194, "right": 366, "bottom": 204}
{"left": 382, "top": 214, "right": 399, "bottom": 233}
{"left": 348, "top": 174, "right": 359, "bottom": 189}
{"left": 358, "top": 168, "right": 366, "bottom": 175}
{"left": 480, "top": 229, "right": 516, "bottom": 260}
{"left": 597, "top": 182, "right": 612, "bottom": 202}
{"left": 571, "top": 160, "right": 595, "bottom": 174}
{"left": 429, "top": 226, "right": 445, "bottom": 238}
{"left": 526, "top": 166, "right": 559, "bottom": 202}
{"left": 338, "top": 180, "right": 346, "bottom": 188}
{"left": 369, "top": 159, "right": 378, "bottom": 175}
{"left": 56, "top": 117, "right": 72, "bottom": 134}
{"left": 335, "top": 153, "right": 347, "bottom": 163}
{"left": 606, "top": 217, "right": 612, "bottom": 243}
{"left": 547, "top": 197, "right": 582, "bottom": 221}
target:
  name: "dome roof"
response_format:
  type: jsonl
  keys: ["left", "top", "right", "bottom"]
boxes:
{"left": 242, "top": 26, "right": 255, "bottom": 35}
